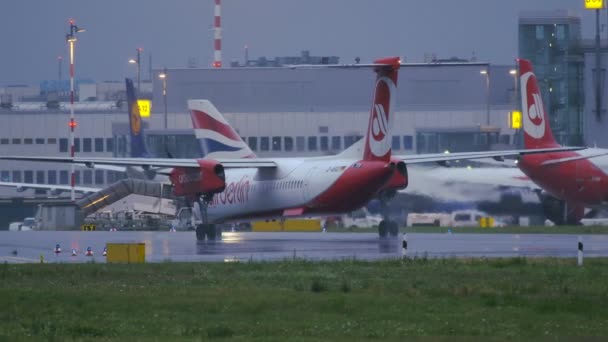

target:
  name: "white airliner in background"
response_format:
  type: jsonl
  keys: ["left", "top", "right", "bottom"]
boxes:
{"left": 0, "top": 57, "right": 582, "bottom": 240}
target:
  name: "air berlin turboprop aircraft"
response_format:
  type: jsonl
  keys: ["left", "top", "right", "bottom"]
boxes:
{"left": 0, "top": 57, "right": 582, "bottom": 240}
{"left": 517, "top": 58, "right": 608, "bottom": 224}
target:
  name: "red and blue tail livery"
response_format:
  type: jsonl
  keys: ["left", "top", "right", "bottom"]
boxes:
{"left": 188, "top": 100, "right": 255, "bottom": 159}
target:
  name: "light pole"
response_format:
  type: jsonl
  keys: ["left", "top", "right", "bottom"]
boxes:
{"left": 159, "top": 68, "right": 168, "bottom": 129}
{"left": 480, "top": 68, "right": 491, "bottom": 149}
{"left": 128, "top": 47, "right": 143, "bottom": 95}
{"left": 509, "top": 68, "right": 518, "bottom": 107}
{"left": 66, "top": 19, "right": 85, "bottom": 201}
{"left": 480, "top": 69, "right": 490, "bottom": 126}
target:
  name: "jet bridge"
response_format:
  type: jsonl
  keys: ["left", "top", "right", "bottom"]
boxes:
{"left": 76, "top": 179, "right": 175, "bottom": 217}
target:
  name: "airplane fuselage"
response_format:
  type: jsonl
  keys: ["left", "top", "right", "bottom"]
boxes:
{"left": 519, "top": 147, "right": 608, "bottom": 207}
{"left": 204, "top": 156, "right": 396, "bottom": 223}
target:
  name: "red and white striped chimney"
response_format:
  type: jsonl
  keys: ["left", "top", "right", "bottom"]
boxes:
{"left": 213, "top": 0, "right": 222, "bottom": 68}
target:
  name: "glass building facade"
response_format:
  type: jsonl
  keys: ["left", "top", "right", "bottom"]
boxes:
{"left": 518, "top": 10, "right": 584, "bottom": 145}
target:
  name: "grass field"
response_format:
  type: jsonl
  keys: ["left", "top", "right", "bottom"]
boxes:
{"left": 2, "top": 258, "right": 608, "bottom": 340}
{"left": 327, "top": 225, "right": 608, "bottom": 234}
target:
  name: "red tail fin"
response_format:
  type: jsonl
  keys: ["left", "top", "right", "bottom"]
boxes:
{"left": 363, "top": 57, "right": 400, "bottom": 162}
{"left": 518, "top": 59, "right": 560, "bottom": 149}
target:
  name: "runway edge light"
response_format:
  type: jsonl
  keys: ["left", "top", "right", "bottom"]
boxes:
{"left": 585, "top": 0, "right": 604, "bottom": 10}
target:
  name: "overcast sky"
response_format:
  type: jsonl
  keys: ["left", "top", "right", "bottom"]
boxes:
{"left": 0, "top": 0, "right": 602, "bottom": 85}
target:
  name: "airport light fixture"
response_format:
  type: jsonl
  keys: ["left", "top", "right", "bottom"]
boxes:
{"left": 159, "top": 68, "right": 168, "bottom": 129}
{"left": 65, "top": 19, "right": 85, "bottom": 201}
{"left": 479, "top": 68, "right": 490, "bottom": 126}
{"left": 128, "top": 48, "right": 144, "bottom": 94}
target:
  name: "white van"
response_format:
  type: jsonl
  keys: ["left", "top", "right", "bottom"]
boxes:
{"left": 9, "top": 217, "right": 36, "bottom": 231}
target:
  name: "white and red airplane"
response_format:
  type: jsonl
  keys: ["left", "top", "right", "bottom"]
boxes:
{"left": 0, "top": 57, "right": 582, "bottom": 239}
{"left": 516, "top": 58, "right": 608, "bottom": 224}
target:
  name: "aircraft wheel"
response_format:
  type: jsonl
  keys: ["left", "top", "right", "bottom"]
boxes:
{"left": 378, "top": 221, "right": 388, "bottom": 238}
{"left": 195, "top": 224, "right": 206, "bottom": 241}
{"left": 388, "top": 221, "right": 399, "bottom": 237}
{"left": 205, "top": 224, "right": 217, "bottom": 240}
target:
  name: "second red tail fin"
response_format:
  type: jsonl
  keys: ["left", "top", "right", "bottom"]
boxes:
{"left": 518, "top": 58, "right": 560, "bottom": 149}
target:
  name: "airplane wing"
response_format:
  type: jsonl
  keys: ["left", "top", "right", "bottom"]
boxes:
{"left": 0, "top": 156, "right": 278, "bottom": 170}
{"left": 0, "top": 181, "right": 99, "bottom": 194}
{"left": 396, "top": 146, "right": 585, "bottom": 164}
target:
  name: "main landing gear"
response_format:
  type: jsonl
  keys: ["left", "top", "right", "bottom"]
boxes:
{"left": 195, "top": 194, "right": 220, "bottom": 241}
{"left": 377, "top": 190, "right": 399, "bottom": 238}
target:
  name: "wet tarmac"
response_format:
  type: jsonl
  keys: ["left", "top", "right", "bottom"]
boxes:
{"left": 1, "top": 231, "right": 608, "bottom": 263}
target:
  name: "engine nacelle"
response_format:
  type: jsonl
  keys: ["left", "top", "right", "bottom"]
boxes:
{"left": 384, "top": 158, "right": 408, "bottom": 190}
{"left": 169, "top": 160, "right": 226, "bottom": 198}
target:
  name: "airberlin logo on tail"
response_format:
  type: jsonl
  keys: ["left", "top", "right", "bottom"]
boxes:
{"left": 521, "top": 71, "right": 545, "bottom": 139}
{"left": 368, "top": 77, "right": 396, "bottom": 157}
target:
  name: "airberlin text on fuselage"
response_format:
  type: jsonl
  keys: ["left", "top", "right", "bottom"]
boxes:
{"left": 211, "top": 176, "right": 250, "bottom": 206}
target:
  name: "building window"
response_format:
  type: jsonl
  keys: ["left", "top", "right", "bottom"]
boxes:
{"left": 248, "top": 137, "right": 258, "bottom": 151}
{"left": 74, "top": 138, "right": 80, "bottom": 152}
{"left": 272, "top": 137, "right": 282, "bottom": 151}
{"left": 260, "top": 137, "right": 269, "bottom": 151}
{"left": 344, "top": 136, "right": 357, "bottom": 149}
{"left": 12, "top": 171, "right": 21, "bottom": 183}
{"left": 48, "top": 170, "right": 57, "bottom": 185}
{"left": 83, "top": 170, "right": 93, "bottom": 184}
{"left": 12, "top": 138, "right": 21, "bottom": 145}
{"left": 392, "top": 136, "right": 401, "bottom": 150}
{"left": 1, "top": 171, "right": 9, "bottom": 181}
{"left": 24, "top": 138, "right": 33, "bottom": 145}
{"left": 47, "top": 138, "right": 57, "bottom": 144}
{"left": 94, "top": 138, "right": 104, "bottom": 152}
{"left": 320, "top": 136, "right": 329, "bottom": 151}
{"left": 319, "top": 126, "right": 329, "bottom": 133}
{"left": 403, "top": 135, "right": 413, "bottom": 150}
{"left": 59, "top": 170, "right": 69, "bottom": 185}
{"left": 308, "top": 136, "right": 318, "bottom": 151}
{"left": 95, "top": 170, "right": 104, "bottom": 185}
{"left": 36, "top": 171, "right": 45, "bottom": 184}
{"left": 74, "top": 171, "right": 81, "bottom": 185}
{"left": 284, "top": 137, "right": 294, "bottom": 151}
{"left": 536, "top": 25, "right": 544, "bottom": 40}
{"left": 0, "top": 138, "right": 8, "bottom": 144}
{"left": 24, "top": 171, "right": 33, "bottom": 183}
{"left": 106, "top": 138, "right": 114, "bottom": 153}
{"left": 331, "top": 136, "right": 341, "bottom": 150}
{"left": 59, "top": 138, "right": 68, "bottom": 152}
{"left": 35, "top": 138, "right": 45, "bottom": 145}
{"left": 296, "top": 136, "right": 305, "bottom": 151}
{"left": 83, "top": 138, "right": 92, "bottom": 152}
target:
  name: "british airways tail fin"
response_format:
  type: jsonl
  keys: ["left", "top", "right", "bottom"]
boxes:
{"left": 362, "top": 57, "right": 400, "bottom": 162}
{"left": 518, "top": 59, "right": 560, "bottom": 149}
{"left": 188, "top": 100, "right": 256, "bottom": 159}
{"left": 126, "top": 78, "right": 150, "bottom": 158}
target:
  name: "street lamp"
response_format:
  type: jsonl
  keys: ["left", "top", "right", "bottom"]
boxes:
{"left": 128, "top": 47, "right": 143, "bottom": 94}
{"left": 480, "top": 69, "right": 490, "bottom": 126}
{"left": 65, "top": 19, "right": 85, "bottom": 201}
{"left": 158, "top": 68, "right": 168, "bottom": 129}
{"left": 509, "top": 68, "right": 518, "bottom": 109}
{"left": 480, "top": 68, "right": 491, "bottom": 149}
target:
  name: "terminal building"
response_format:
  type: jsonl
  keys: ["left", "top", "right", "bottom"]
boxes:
{"left": 0, "top": 8, "right": 605, "bottom": 226}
